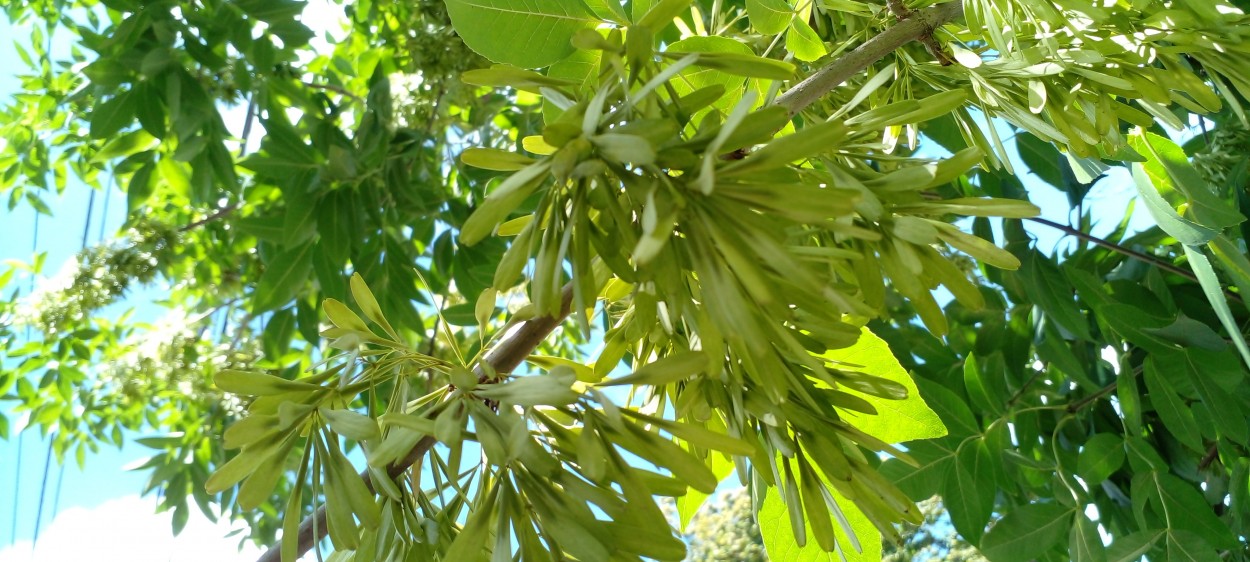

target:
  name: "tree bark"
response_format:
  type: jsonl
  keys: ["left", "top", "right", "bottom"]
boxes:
{"left": 774, "top": 1, "right": 965, "bottom": 115}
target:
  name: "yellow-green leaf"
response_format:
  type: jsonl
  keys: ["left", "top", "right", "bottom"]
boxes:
{"left": 214, "top": 370, "right": 320, "bottom": 396}
{"left": 820, "top": 327, "right": 946, "bottom": 444}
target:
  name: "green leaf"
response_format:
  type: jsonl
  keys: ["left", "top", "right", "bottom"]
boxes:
{"left": 461, "top": 147, "right": 538, "bottom": 171}
{"left": 962, "top": 352, "right": 1002, "bottom": 415}
{"left": 127, "top": 162, "right": 155, "bottom": 213}
{"left": 474, "top": 367, "right": 580, "bottom": 406}
{"left": 1129, "top": 130, "right": 1244, "bottom": 232}
{"left": 205, "top": 433, "right": 290, "bottom": 494}
{"left": 721, "top": 120, "right": 846, "bottom": 177}
{"left": 237, "top": 434, "right": 298, "bottom": 510}
{"left": 1070, "top": 513, "right": 1107, "bottom": 562}
{"left": 1141, "top": 471, "right": 1236, "bottom": 549}
{"left": 1142, "top": 314, "right": 1229, "bottom": 351}
{"left": 460, "top": 161, "right": 551, "bottom": 246}
{"left": 1100, "top": 304, "right": 1181, "bottom": 354}
{"left": 590, "top": 133, "right": 656, "bottom": 165}
{"left": 747, "top": 0, "right": 791, "bottom": 33}
{"left": 461, "top": 65, "right": 579, "bottom": 93}
{"left": 235, "top": 0, "right": 306, "bottom": 22}
{"left": 1106, "top": 529, "right": 1163, "bottom": 562}
{"left": 526, "top": 355, "right": 597, "bottom": 383}
{"left": 980, "top": 503, "right": 1072, "bottom": 562}
{"left": 1142, "top": 357, "right": 1203, "bottom": 452}
{"left": 282, "top": 189, "right": 318, "bottom": 247}
{"left": 1209, "top": 234, "right": 1250, "bottom": 300}
{"left": 662, "top": 36, "right": 751, "bottom": 114}
{"left": 1076, "top": 433, "right": 1125, "bottom": 485}
{"left": 675, "top": 454, "right": 734, "bottom": 529}
{"left": 349, "top": 273, "right": 398, "bottom": 339}
{"left": 1018, "top": 250, "right": 1091, "bottom": 340}
{"left": 759, "top": 479, "right": 881, "bottom": 561}
{"left": 913, "top": 379, "right": 979, "bottom": 438}
{"left": 786, "top": 19, "right": 826, "bottom": 62}
{"left": 1131, "top": 164, "right": 1218, "bottom": 245}
{"left": 214, "top": 370, "right": 320, "bottom": 396}
{"left": 580, "top": 0, "right": 628, "bottom": 22}
{"left": 90, "top": 90, "right": 135, "bottom": 139}
{"left": 1166, "top": 530, "right": 1221, "bottom": 562}
{"left": 821, "top": 328, "right": 946, "bottom": 443}
{"left": 94, "top": 130, "right": 159, "bottom": 162}
{"left": 598, "top": 351, "right": 707, "bottom": 387}
{"left": 621, "top": 410, "right": 756, "bottom": 455}
{"left": 1184, "top": 245, "right": 1250, "bottom": 371}
{"left": 320, "top": 408, "right": 381, "bottom": 442}
{"left": 636, "top": 0, "right": 692, "bottom": 28}
{"left": 665, "top": 50, "right": 796, "bottom": 80}
{"left": 252, "top": 242, "right": 316, "bottom": 314}
{"left": 1016, "top": 133, "right": 1064, "bottom": 188}
{"left": 445, "top": 0, "right": 600, "bottom": 68}
{"left": 944, "top": 439, "right": 997, "bottom": 543}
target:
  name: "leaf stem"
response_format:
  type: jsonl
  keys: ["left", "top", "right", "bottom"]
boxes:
{"left": 1198, "top": 442, "right": 1220, "bottom": 470}
{"left": 181, "top": 202, "right": 240, "bottom": 232}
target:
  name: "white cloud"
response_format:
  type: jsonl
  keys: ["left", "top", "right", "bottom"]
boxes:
{"left": 0, "top": 496, "right": 264, "bottom": 562}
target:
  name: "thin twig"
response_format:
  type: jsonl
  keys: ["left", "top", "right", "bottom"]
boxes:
{"left": 238, "top": 96, "right": 257, "bottom": 158}
{"left": 1025, "top": 216, "right": 1243, "bottom": 304}
{"left": 301, "top": 80, "right": 364, "bottom": 102}
{"left": 1006, "top": 368, "right": 1046, "bottom": 408}
{"left": 1066, "top": 381, "right": 1118, "bottom": 414}
{"left": 181, "top": 202, "right": 241, "bottom": 232}
{"left": 1198, "top": 443, "right": 1220, "bottom": 470}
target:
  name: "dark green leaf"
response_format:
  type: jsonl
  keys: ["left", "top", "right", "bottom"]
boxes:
{"left": 980, "top": 503, "right": 1072, "bottom": 562}
{"left": 252, "top": 242, "right": 315, "bottom": 313}
{"left": 1076, "top": 433, "right": 1125, "bottom": 485}
{"left": 945, "top": 439, "right": 997, "bottom": 543}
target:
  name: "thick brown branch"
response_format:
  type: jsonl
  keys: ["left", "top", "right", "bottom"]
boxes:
{"left": 774, "top": 1, "right": 964, "bottom": 115}
{"left": 885, "top": 0, "right": 955, "bottom": 65}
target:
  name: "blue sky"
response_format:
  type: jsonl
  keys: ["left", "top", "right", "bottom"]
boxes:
{"left": 0, "top": 16, "right": 258, "bottom": 561}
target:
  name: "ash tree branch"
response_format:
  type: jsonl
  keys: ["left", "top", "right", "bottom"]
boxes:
{"left": 257, "top": 4, "right": 967, "bottom": 560}
{"left": 774, "top": 1, "right": 965, "bottom": 115}
{"left": 256, "top": 288, "right": 574, "bottom": 562}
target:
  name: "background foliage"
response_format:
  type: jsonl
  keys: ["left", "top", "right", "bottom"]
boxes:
{"left": 4, "top": 0, "right": 1250, "bottom": 560}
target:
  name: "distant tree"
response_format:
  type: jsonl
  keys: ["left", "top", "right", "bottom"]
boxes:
{"left": 685, "top": 488, "right": 769, "bottom": 562}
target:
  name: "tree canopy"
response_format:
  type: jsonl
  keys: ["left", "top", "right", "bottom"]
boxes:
{"left": 5, "top": 0, "right": 1250, "bottom": 560}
